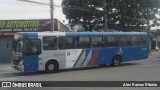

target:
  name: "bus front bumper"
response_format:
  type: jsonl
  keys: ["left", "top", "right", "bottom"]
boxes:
{"left": 12, "top": 64, "right": 24, "bottom": 72}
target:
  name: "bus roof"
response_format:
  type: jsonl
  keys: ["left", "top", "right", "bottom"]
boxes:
{"left": 65, "top": 32, "right": 147, "bottom": 36}
{"left": 17, "top": 31, "right": 148, "bottom": 37}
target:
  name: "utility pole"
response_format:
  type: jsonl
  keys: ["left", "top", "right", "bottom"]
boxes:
{"left": 147, "top": 8, "right": 151, "bottom": 54}
{"left": 156, "top": 27, "right": 159, "bottom": 50}
{"left": 50, "top": 0, "right": 54, "bottom": 32}
{"left": 104, "top": 0, "right": 107, "bottom": 32}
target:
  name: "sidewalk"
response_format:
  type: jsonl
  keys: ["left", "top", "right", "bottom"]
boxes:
{"left": 0, "top": 63, "right": 11, "bottom": 72}
{"left": 149, "top": 50, "right": 160, "bottom": 58}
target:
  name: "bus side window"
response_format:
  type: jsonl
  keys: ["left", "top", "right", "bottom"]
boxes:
{"left": 120, "top": 36, "right": 131, "bottom": 47}
{"left": 65, "top": 37, "right": 74, "bottom": 49}
{"left": 77, "top": 37, "right": 91, "bottom": 48}
{"left": 43, "top": 36, "right": 57, "bottom": 50}
{"left": 141, "top": 36, "right": 147, "bottom": 45}
{"left": 131, "top": 36, "right": 146, "bottom": 46}
{"left": 131, "top": 36, "right": 138, "bottom": 46}
{"left": 91, "top": 36, "right": 102, "bottom": 48}
{"left": 58, "top": 36, "right": 74, "bottom": 49}
{"left": 105, "top": 36, "right": 119, "bottom": 47}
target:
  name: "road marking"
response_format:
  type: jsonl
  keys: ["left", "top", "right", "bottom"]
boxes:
{"left": 134, "top": 65, "right": 160, "bottom": 67}
{"left": 0, "top": 77, "right": 17, "bottom": 80}
{"left": 143, "top": 59, "right": 160, "bottom": 64}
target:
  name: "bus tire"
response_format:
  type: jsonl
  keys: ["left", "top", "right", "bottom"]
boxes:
{"left": 45, "top": 60, "right": 59, "bottom": 73}
{"left": 111, "top": 56, "right": 121, "bottom": 67}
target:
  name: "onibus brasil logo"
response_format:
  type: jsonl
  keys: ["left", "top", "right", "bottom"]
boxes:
{"left": 2, "top": 82, "right": 42, "bottom": 87}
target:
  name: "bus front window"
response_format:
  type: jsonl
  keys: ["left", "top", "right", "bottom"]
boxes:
{"left": 12, "top": 40, "right": 24, "bottom": 56}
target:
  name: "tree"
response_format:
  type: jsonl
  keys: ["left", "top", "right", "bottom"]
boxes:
{"left": 62, "top": 0, "right": 160, "bottom": 31}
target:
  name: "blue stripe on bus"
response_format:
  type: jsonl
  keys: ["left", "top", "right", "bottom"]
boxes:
{"left": 18, "top": 32, "right": 38, "bottom": 39}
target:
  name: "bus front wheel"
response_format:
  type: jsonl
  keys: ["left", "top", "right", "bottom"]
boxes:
{"left": 45, "top": 61, "right": 59, "bottom": 73}
{"left": 111, "top": 56, "right": 121, "bottom": 67}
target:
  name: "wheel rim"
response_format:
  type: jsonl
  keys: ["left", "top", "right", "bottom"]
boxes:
{"left": 48, "top": 64, "right": 54, "bottom": 71}
{"left": 114, "top": 59, "right": 120, "bottom": 66}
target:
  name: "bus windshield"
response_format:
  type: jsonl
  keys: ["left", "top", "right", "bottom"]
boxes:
{"left": 12, "top": 40, "right": 24, "bottom": 56}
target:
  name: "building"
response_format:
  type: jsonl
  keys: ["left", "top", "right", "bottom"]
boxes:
{"left": 0, "top": 19, "right": 69, "bottom": 63}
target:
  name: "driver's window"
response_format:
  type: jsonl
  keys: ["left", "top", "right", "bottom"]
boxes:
{"left": 26, "top": 39, "right": 41, "bottom": 55}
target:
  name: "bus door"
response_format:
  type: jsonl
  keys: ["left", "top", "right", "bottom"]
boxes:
{"left": 23, "top": 55, "right": 39, "bottom": 72}
{"left": 23, "top": 39, "right": 41, "bottom": 72}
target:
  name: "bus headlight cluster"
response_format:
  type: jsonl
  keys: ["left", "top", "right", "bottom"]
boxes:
{"left": 19, "top": 60, "right": 24, "bottom": 66}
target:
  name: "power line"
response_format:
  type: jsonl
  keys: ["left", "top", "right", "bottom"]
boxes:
{"left": 0, "top": 10, "right": 50, "bottom": 13}
{"left": 18, "top": 0, "right": 49, "bottom": 5}
{"left": 18, "top": 0, "right": 55, "bottom": 32}
{"left": 0, "top": 10, "right": 49, "bottom": 11}
{"left": 0, "top": 11, "right": 49, "bottom": 14}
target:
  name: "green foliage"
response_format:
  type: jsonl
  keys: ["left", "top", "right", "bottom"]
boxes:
{"left": 62, "top": 0, "right": 160, "bottom": 31}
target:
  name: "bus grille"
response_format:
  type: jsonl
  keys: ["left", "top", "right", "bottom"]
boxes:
{"left": 12, "top": 60, "right": 21, "bottom": 65}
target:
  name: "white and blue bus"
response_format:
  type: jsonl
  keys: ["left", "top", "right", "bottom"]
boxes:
{"left": 11, "top": 32, "right": 148, "bottom": 72}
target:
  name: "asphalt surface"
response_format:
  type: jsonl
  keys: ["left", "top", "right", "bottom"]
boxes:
{"left": 0, "top": 51, "right": 160, "bottom": 90}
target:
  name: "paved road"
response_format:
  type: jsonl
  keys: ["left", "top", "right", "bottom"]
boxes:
{"left": 0, "top": 51, "right": 160, "bottom": 90}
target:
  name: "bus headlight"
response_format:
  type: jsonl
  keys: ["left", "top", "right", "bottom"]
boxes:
{"left": 19, "top": 60, "right": 24, "bottom": 66}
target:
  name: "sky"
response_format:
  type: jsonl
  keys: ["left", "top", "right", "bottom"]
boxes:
{"left": 0, "top": 0, "right": 67, "bottom": 24}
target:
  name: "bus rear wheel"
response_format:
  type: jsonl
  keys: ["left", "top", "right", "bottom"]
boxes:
{"left": 45, "top": 61, "right": 59, "bottom": 73}
{"left": 111, "top": 56, "right": 121, "bottom": 67}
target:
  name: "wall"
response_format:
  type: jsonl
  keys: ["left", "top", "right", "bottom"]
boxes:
{"left": 0, "top": 36, "right": 13, "bottom": 63}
